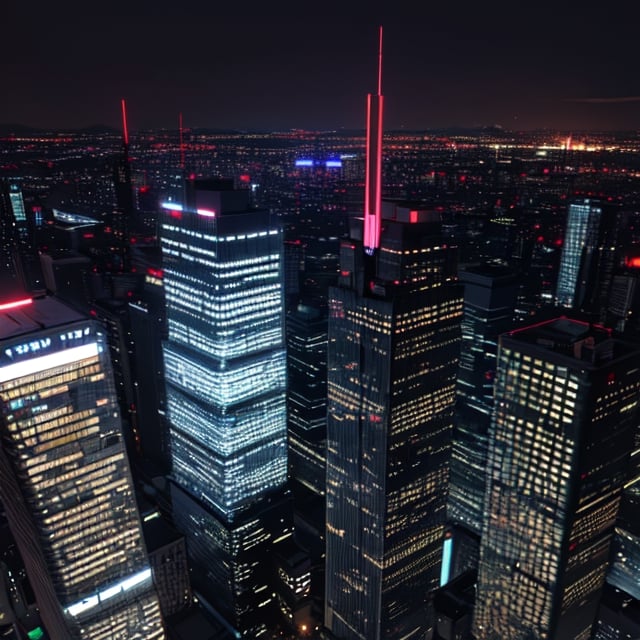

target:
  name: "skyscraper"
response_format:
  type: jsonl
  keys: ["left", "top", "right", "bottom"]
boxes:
{"left": 473, "top": 318, "right": 640, "bottom": 640}
{"left": 0, "top": 177, "right": 34, "bottom": 297}
{"left": 324, "top": 28, "right": 463, "bottom": 640}
{"left": 446, "top": 263, "right": 517, "bottom": 577}
{"left": 160, "top": 179, "right": 290, "bottom": 637}
{"left": 107, "top": 99, "right": 135, "bottom": 272}
{"left": 286, "top": 303, "right": 328, "bottom": 623}
{"left": 555, "top": 198, "right": 620, "bottom": 317}
{"left": 0, "top": 295, "right": 164, "bottom": 639}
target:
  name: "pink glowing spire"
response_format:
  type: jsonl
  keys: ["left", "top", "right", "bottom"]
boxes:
{"left": 363, "top": 26, "right": 384, "bottom": 254}
{"left": 121, "top": 98, "right": 129, "bottom": 146}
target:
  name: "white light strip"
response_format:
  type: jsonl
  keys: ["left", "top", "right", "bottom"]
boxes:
{"left": 161, "top": 202, "right": 183, "bottom": 211}
{"left": 0, "top": 343, "right": 99, "bottom": 383}
{"left": 64, "top": 568, "right": 152, "bottom": 617}
{"left": 66, "top": 595, "right": 99, "bottom": 617}
{"left": 161, "top": 201, "right": 216, "bottom": 217}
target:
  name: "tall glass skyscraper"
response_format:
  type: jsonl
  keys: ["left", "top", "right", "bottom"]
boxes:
{"left": 160, "top": 179, "right": 289, "bottom": 637}
{"left": 473, "top": 318, "right": 640, "bottom": 640}
{"left": 446, "top": 263, "right": 517, "bottom": 577}
{"left": 555, "top": 200, "right": 603, "bottom": 308}
{"left": 0, "top": 295, "right": 164, "bottom": 640}
{"left": 555, "top": 198, "right": 621, "bottom": 317}
{"left": 325, "top": 202, "right": 463, "bottom": 640}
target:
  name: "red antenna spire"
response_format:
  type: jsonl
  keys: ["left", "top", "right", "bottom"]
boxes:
{"left": 377, "top": 25, "right": 383, "bottom": 95}
{"left": 121, "top": 98, "right": 129, "bottom": 146}
{"left": 363, "top": 25, "right": 384, "bottom": 255}
{"left": 179, "top": 112, "right": 185, "bottom": 171}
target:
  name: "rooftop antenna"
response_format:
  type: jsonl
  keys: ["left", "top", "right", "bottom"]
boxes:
{"left": 363, "top": 25, "right": 384, "bottom": 255}
{"left": 179, "top": 112, "right": 185, "bottom": 171}
{"left": 121, "top": 98, "right": 129, "bottom": 147}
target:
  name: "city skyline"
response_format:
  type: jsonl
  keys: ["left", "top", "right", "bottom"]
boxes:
{"left": 3, "top": 2, "right": 640, "bottom": 133}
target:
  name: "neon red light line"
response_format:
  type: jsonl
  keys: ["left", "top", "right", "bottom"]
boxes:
{"left": 363, "top": 25, "right": 384, "bottom": 253}
{"left": 121, "top": 99, "right": 129, "bottom": 146}
{"left": 0, "top": 298, "right": 33, "bottom": 311}
{"left": 378, "top": 26, "right": 383, "bottom": 96}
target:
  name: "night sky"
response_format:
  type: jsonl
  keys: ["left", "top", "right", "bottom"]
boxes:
{"left": 3, "top": 1, "right": 640, "bottom": 133}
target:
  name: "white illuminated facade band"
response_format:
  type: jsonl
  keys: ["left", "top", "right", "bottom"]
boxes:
{"left": 160, "top": 185, "right": 288, "bottom": 636}
{"left": 161, "top": 203, "right": 287, "bottom": 518}
{"left": 0, "top": 310, "right": 164, "bottom": 639}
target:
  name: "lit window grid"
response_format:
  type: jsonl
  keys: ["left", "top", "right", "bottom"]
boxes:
{"left": 170, "top": 485, "right": 282, "bottom": 633}
{"left": 170, "top": 424, "right": 287, "bottom": 519}
{"left": 556, "top": 202, "right": 601, "bottom": 307}
{"left": 161, "top": 222, "right": 284, "bottom": 361}
{"left": 606, "top": 526, "right": 640, "bottom": 599}
{"left": 163, "top": 346, "right": 286, "bottom": 408}
{"left": 474, "top": 338, "right": 640, "bottom": 640}
{"left": 166, "top": 386, "right": 287, "bottom": 456}
{"left": 0, "top": 324, "right": 163, "bottom": 637}
{"left": 325, "top": 285, "right": 461, "bottom": 639}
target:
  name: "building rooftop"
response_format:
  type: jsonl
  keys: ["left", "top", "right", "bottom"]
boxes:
{"left": 503, "top": 316, "right": 632, "bottom": 366}
{"left": 0, "top": 296, "right": 85, "bottom": 341}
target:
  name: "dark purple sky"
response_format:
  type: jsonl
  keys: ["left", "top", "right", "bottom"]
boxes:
{"left": 3, "top": 1, "right": 640, "bottom": 132}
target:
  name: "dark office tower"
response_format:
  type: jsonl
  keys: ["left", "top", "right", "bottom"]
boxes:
{"left": 142, "top": 513, "right": 192, "bottom": 618}
{"left": 287, "top": 304, "right": 328, "bottom": 617}
{"left": 287, "top": 304, "right": 328, "bottom": 501}
{"left": 128, "top": 294, "right": 170, "bottom": 472}
{"left": 432, "top": 569, "right": 476, "bottom": 640}
{"left": 604, "top": 479, "right": 640, "bottom": 600}
{"left": 605, "top": 259, "right": 640, "bottom": 339}
{"left": 555, "top": 198, "right": 620, "bottom": 319}
{"left": 108, "top": 99, "right": 135, "bottom": 271}
{"left": 592, "top": 584, "right": 640, "bottom": 640}
{"left": 446, "top": 263, "right": 517, "bottom": 578}
{"left": 325, "top": 30, "right": 463, "bottom": 640}
{"left": 0, "top": 178, "right": 33, "bottom": 298}
{"left": 0, "top": 295, "right": 165, "bottom": 639}
{"left": 473, "top": 318, "right": 640, "bottom": 640}
{"left": 160, "top": 179, "right": 290, "bottom": 637}
{"left": 325, "top": 199, "right": 463, "bottom": 640}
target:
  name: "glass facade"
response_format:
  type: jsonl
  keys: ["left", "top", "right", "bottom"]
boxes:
{"left": 0, "top": 302, "right": 164, "bottom": 639}
{"left": 448, "top": 264, "right": 517, "bottom": 541}
{"left": 473, "top": 318, "right": 640, "bottom": 640}
{"left": 605, "top": 480, "right": 640, "bottom": 599}
{"left": 161, "top": 182, "right": 288, "bottom": 635}
{"left": 325, "top": 207, "right": 463, "bottom": 640}
{"left": 555, "top": 199, "right": 602, "bottom": 308}
{"left": 287, "top": 305, "right": 328, "bottom": 499}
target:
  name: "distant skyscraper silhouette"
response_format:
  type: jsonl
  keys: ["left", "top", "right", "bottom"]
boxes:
{"left": 0, "top": 295, "right": 165, "bottom": 639}
{"left": 0, "top": 177, "right": 31, "bottom": 297}
{"left": 473, "top": 318, "right": 640, "bottom": 640}
{"left": 108, "top": 99, "right": 135, "bottom": 271}
{"left": 160, "top": 178, "right": 290, "bottom": 637}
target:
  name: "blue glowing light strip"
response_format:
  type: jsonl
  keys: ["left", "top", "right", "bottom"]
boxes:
{"left": 440, "top": 537, "right": 453, "bottom": 586}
